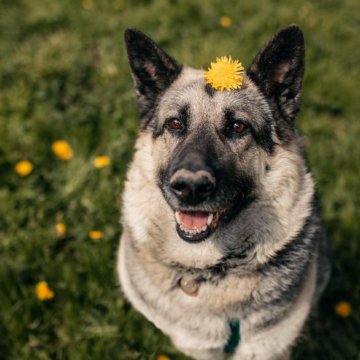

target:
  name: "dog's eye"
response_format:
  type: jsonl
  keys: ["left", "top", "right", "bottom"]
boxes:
{"left": 227, "top": 121, "right": 248, "bottom": 135}
{"left": 166, "top": 118, "right": 184, "bottom": 131}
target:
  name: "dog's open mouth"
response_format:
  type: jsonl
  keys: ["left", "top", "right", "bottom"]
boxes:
{"left": 174, "top": 210, "right": 221, "bottom": 243}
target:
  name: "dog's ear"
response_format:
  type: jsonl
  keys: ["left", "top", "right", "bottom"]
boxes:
{"left": 125, "top": 29, "right": 182, "bottom": 127}
{"left": 247, "top": 25, "right": 304, "bottom": 122}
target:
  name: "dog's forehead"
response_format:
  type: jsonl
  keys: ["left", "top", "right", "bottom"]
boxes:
{"left": 159, "top": 67, "right": 270, "bottom": 124}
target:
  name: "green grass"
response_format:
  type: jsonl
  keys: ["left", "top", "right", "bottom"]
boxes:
{"left": 0, "top": 0, "right": 359, "bottom": 359}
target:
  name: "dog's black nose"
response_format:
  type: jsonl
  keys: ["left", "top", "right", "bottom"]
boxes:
{"left": 170, "top": 170, "right": 216, "bottom": 204}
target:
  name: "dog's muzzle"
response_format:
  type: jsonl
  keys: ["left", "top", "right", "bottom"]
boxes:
{"left": 169, "top": 169, "right": 216, "bottom": 205}
{"left": 168, "top": 169, "right": 220, "bottom": 243}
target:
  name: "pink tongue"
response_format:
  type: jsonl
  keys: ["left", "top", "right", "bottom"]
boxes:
{"left": 179, "top": 211, "right": 209, "bottom": 230}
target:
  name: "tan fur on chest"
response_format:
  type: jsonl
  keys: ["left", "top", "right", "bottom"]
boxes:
{"left": 130, "top": 238, "right": 257, "bottom": 310}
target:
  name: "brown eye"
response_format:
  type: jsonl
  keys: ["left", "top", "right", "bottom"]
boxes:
{"left": 166, "top": 118, "right": 184, "bottom": 131}
{"left": 229, "top": 121, "right": 247, "bottom": 134}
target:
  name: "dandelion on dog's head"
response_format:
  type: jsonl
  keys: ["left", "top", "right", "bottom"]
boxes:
{"left": 204, "top": 56, "right": 244, "bottom": 91}
{"left": 15, "top": 160, "right": 33, "bottom": 176}
{"left": 35, "top": 281, "right": 55, "bottom": 301}
{"left": 52, "top": 140, "right": 73, "bottom": 160}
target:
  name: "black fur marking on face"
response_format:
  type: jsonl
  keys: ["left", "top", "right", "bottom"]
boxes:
{"left": 159, "top": 125, "right": 257, "bottom": 217}
{"left": 177, "top": 104, "right": 190, "bottom": 130}
{"left": 221, "top": 177, "right": 256, "bottom": 223}
{"left": 167, "top": 127, "right": 220, "bottom": 180}
{"left": 125, "top": 28, "right": 183, "bottom": 128}
{"left": 204, "top": 83, "right": 216, "bottom": 97}
{"left": 225, "top": 110, "right": 274, "bottom": 153}
{"left": 252, "top": 119, "right": 275, "bottom": 154}
{"left": 223, "top": 110, "right": 250, "bottom": 138}
{"left": 152, "top": 104, "right": 190, "bottom": 139}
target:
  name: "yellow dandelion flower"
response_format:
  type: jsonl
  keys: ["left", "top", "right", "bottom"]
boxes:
{"left": 204, "top": 56, "right": 244, "bottom": 91}
{"left": 335, "top": 301, "right": 352, "bottom": 318}
{"left": 15, "top": 160, "right": 33, "bottom": 177}
{"left": 220, "top": 16, "right": 232, "bottom": 28}
{"left": 93, "top": 155, "right": 111, "bottom": 168}
{"left": 89, "top": 230, "right": 103, "bottom": 240}
{"left": 56, "top": 223, "right": 67, "bottom": 239}
{"left": 35, "top": 281, "right": 55, "bottom": 301}
{"left": 157, "top": 355, "right": 171, "bottom": 360}
{"left": 82, "top": 0, "right": 93, "bottom": 10}
{"left": 52, "top": 140, "right": 73, "bottom": 161}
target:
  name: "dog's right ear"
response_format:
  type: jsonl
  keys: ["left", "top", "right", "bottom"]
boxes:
{"left": 125, "top": 29, "right": 182, "bottom": 127}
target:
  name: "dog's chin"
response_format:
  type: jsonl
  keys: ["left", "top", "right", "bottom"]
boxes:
{"left": 174, "top": 210, "right": 223, "bottom": 243}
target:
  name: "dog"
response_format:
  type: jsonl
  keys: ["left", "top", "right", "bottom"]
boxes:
{"left": 117, "top": 25, "right": 330, "bottom": 360}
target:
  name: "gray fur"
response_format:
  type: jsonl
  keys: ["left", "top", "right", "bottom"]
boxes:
{"left": 118, "top": 25, "right": 330, "bottom": 360}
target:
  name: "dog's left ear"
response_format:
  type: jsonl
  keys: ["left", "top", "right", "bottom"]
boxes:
{"left": 247, "top": 25, "right": 305, "bottom": 122}
{"left": 125, "top": 29, "right": 182, "bottom": 127}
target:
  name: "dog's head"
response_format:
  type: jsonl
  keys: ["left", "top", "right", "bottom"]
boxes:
{"left": 125, "top": 26, "right": 305, "bottom": 244}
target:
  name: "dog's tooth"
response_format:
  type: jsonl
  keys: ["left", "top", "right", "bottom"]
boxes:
{"left": 179, "top": 223, "right": 208, "bottom": 236}
{"left": 183, "top": 227, "right": 193, "bottom": 235}
{"left": 175, "top": 211, "right": 181, "bottom": 224}
{"left": 207, "top": 213, "right": 213, "bottom": 226}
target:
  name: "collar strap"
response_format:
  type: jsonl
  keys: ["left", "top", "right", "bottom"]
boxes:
{"left": 225, "top": 319, "right": 241, "bottom": 353}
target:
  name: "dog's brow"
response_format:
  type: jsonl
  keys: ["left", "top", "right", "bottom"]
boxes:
{"left": 225, "top": 109, "right": 251, "bottom": 122}
{"left": 179, "top": 104, "right": 190, "bottom": 121}
{"left": 152, "top": 103, "right": 190, "bottom": 138}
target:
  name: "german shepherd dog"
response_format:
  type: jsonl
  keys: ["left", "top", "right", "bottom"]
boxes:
{"left": 117, "top": 25, "right": 330, "bottom": 360}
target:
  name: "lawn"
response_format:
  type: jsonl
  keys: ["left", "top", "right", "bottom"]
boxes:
{"left": 0, "top": 0, "right": 359, "bottom": 359}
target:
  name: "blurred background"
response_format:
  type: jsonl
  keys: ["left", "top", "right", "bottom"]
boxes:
{"left": 0, "top": 0, "right": 359, "bottom": 359}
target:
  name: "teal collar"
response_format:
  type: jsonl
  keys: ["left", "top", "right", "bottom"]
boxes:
{"left": 224, "top": 319, "right": 240, "bottom": 353}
